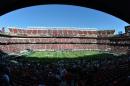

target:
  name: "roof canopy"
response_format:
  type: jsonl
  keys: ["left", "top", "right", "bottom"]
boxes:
{"left": 0, "top": 0, "right": 130, "bottom": 23}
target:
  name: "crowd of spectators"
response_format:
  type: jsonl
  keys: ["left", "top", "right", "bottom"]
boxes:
{"left": 0, "top": 52, "right": 130, "bottom": 86}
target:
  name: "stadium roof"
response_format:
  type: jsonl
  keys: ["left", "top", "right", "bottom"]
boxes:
{"left": 0, "top": 0, "right": 130, "bottom": 24}
{"left": 7, "top": 26, "right": 115, "bottom": 31}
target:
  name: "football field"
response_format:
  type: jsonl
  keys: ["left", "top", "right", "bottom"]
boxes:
{"left": 24, "top": 50, "right": 101, "bottom": 58}
{"left": 21, "top": 50, "right": 127, "bottom": 62}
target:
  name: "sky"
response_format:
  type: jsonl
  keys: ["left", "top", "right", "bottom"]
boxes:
{"left": 0, "top": 4, "right": 129, "bottom": 34}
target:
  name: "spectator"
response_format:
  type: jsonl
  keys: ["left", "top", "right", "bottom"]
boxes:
{"left": 0, "top": 64, "right": 10, "bottom": 86}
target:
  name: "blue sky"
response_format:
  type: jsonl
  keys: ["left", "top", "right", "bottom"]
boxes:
{"left": 0, "top": 4, "right": 129, "bottom": 34}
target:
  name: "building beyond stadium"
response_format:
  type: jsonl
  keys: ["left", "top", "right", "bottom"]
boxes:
{"left": 0, "top": 27, "right": 130, "bottom": 54}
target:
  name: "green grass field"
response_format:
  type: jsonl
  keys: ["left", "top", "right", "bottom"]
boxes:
{"left": 20, "top": 50, "right": 127, "bottom": 63}
{"left": 24, "top": 50, "right": 104, "bottom": 58}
